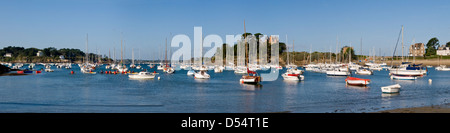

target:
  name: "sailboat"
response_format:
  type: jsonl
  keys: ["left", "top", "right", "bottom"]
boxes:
{"left": 81, "top": 34, "right": 96, "bottom": 74}
{"left": 282, "top": 38, "right": 304, "bottom": 81}
{"left": 117, "top": 33, "right": 128, "bottom": 73}
{"left": 194, "top": 70, "right": 210, "bottom": 79}
{"left": 389, "top": 26, "right": 425, "bottom": 78}
{"left": 129, "top": 71, "right": 158, "bottom": 79}
{"left": 163, "top": 38, "right": 175, "bottom": 74}
{"left": 239, "top": 20, "right": 261, "bottom": 84}
{"left": 136, "top": 49, "right": 142, "bottom": 69}
{"left": 435, "top": 56, "right": 450, "bottom": 71}
{"left": 194, "top": 34, "right": 209, "bottom": 79}
{"left": 130, "top": 48, "right": 136, "bottom": 68}
{"left": 355, "top": 68, "right": 373, "bottom": 75}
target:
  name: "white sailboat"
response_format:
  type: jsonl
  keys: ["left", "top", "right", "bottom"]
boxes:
{"left": 282, "top": 38, "right": 304, "bottom": 81}
{"left": 214, "top": 65, "right": 224, "bottom": 73}
{"left": 117, "top": 33, "right": 128, "bottom": 73}
{"left": 81, "top": 34, "right": 96, "bottom": 74}
{"left": 355, "top": 68, "right": 373, "bottom": 75}
{"left": 194, "top": 35, "right": 209, "bottom": 79}
{"left": 194, "top": 70, "right": 210, "bottom": 79}
{"left": 436, "top": 65, "right": 450, "bottom": 71}
{"left": 436, "top": 56, "right": 450, "bottom": 71}
{"left": 130, "top": 48, "right": 136, "bottom": 68}
{"left": 129, "top": 71, "right": 157, "bottom": 79}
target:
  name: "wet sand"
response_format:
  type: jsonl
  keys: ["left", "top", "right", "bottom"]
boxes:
{"left": 376, "top": 103, "right": 450, "bottom": 113}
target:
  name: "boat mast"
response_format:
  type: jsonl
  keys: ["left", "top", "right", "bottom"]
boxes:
{"left": 329, "top": 46, "right": 331, "bottom": 64}
{"left": 336, "top": 36, "right": 338, "bottom": 63}
{"left": 286, "top": 35, "right": 289, "bottom": 66}
{"left": 401, "top": 25, "right": 404, "bottom": 62}
{"left": 132, "top": 48, "right": 134, "bottom": 65}
{"left": 360, "top": 37, "right": 362, "bottom": 62}
{"left": 86, "top": 33, "right": 88, "bottom": 64}
{"left": 349, "top": 43, "right": 352, "bottom": 64}
{"left": 165, "top": 38, "right": 167, "bottom": 67}
{"left": 121, "top": 32, "right": 123, "bottom": 66}
{"left": 309, "top": 44, "right": 312, "bottom": 64}
{"left": 412, "top": 38, "right": 415, "bottom": 63}
{"left": 293, "top": 40, "right": 295, "bottom": 65}
{"left": 244, "top": 19, "right": 247, "bottom": 67}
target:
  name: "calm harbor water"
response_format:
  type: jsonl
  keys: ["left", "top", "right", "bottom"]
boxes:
{"left": 0, "top": 64, "right": 448, "bottom": 113}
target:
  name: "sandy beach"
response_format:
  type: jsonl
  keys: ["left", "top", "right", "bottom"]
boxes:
{"left": 376, "top": 59, "right": 450, "bottom": 66}
{"left": 376, "top": 103, "right": 450, "bottom": 113}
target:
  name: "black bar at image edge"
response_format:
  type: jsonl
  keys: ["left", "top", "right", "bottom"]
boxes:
{"left": 0, "top": 113, "right": 447, "bottom": 131}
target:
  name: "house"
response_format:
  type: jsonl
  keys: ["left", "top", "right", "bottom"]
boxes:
{"left": 437, "top": 46, "right": 450, "bottom": 56}
{"left": 59, "top": 55, "right": 65, "bottom": 60}
{"left": 37, "top": 51, "right": 44, "bottom": 57}
{"left": 4, "top": 53, "right": 12, "bottom": 57}
{"left": 409, "top": 43, "right": 425, "bottom": 56}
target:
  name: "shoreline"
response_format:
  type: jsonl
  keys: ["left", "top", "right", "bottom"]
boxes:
{"left": 375, "top": 103, "right": 450, "bottom": 113}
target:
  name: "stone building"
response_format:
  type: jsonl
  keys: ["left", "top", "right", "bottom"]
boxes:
{"left": 409, "top": 43, "right": 425, "bottom": 56}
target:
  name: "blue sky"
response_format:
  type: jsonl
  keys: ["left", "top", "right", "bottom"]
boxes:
{"left": 1, "top": 0, "right": 449, "bottom": 59}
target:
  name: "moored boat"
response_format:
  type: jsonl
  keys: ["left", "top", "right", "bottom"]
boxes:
{"left": 240, "top": 68, "right": 261, "bottom": 84}
{"left": 345, "top": 77, "right": 370, "bottom": 86}
{"left": 355, "top": 69, "right": 373, "bottom": 75}
{"left": 381, "top": 84, "right": 401, "bottom": 93}
{"left": 326, "top": 69, "right": 350, "bottom": 76}
{"left": 187, "top": 70, "right": 195, "bottom": 76}
{"left": 128, "top": 71, "right": 157, "bottom": 79}
{"left": 282, "top": 73, "right": 304, "bottom": 81}
{"left": 194, "top": 70, "right": 210, "bottom": 79}
{"left": 435, "top": 65, "right": 450, "bottom": 71}
{"left": 390, "top": 74, "right": 418, "bottom": 80}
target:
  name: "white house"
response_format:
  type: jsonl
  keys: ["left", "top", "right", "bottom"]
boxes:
{"left": 4, "top": 53, "right": 12, "bottom": 57}
{"left": 37, "top": 51, "right": 44, "bottom": 57}
{"left": 437, "top": 46, "right": 450, "bottom": 56}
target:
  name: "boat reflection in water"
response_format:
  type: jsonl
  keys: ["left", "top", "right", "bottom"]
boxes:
{"left": 381, "top": 93, "right": 400, "bottom": 97}
{"left": 240, "top": 83, "right": 262, "bottom": 91}
{"left": 345, "top": 84, "right": 370, "bottom": 91}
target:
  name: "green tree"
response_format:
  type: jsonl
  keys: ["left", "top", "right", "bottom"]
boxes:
{"left": 341, "top": 46, "right": 356, "bottom": 62}
{"left": 425, "top": 37, "right": 439, "bottom": 56}
{"left": 446, "top": 41, "right": 450, "bottom": 47}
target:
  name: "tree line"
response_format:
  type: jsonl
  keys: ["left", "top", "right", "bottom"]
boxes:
{"left": 0, "top": 46, "right": 109, "bottom": 63}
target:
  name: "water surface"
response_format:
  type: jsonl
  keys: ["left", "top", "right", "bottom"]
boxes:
{"left": 0, "top": 65, "right": 448, "bottom": 113}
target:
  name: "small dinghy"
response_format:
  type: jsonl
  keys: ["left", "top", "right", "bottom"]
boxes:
{"left": 381, "top": 84, "right": 401, "bottom": 93}
{"left": 345, "top": 77, "right": 370, "bottom": 86}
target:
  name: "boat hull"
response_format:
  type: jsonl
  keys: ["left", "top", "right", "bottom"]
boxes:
{"left": 345, "top": 77, "right": 370, "bottom": 86}
{"left": 187, "top": 70, "right": 195, "bottom": 76}
{"left": 240, "top": 76, "right": 261, "bottom": 84}
{"left": 128, "top": 75, "right": 155, "bottom": 79}
{"left": 355, "top": 70, "right": 373, "bottom": 75}
{"left": 390, "top": 75, "right": 417, "bottom": 80}
{"left": 326, "top": 71, "right": 350, "bottom": 76}
{"left": 282, "top": 73, "right": 304, "bottom": 81}
{"left": 194, "top": 73, "right": 210, "bottom": 79}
